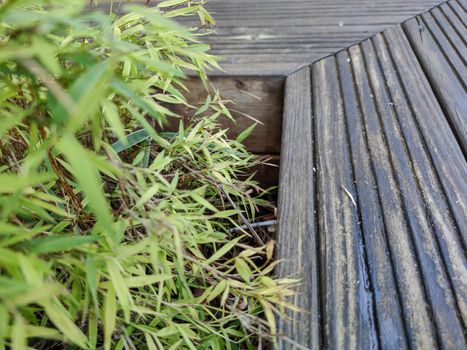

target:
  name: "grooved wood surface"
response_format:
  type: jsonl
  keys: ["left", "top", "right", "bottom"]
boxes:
{"left": 276, "top": 67, "right": 316, "bottom": 349}
{"left": 277, "top": 1, "right": 467, "bottom": 348}
{"left": 178, "top": 0, "right": 444, "bottom": 74}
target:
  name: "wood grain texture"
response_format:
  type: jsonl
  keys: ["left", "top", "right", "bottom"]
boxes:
{"left": 167, "top": 75, "right": 285, "bottom": 154}
{"left": 275, "top": 67, "right": 317, "bottom": 350}
{"left": 402, "top": 3, "right": 467, "bottom": 153}
{"left": 277, "top": 2, "right": 467, "bottom": 348}
{"left": 175, "top": 0, "right": 444, "bottom": 74}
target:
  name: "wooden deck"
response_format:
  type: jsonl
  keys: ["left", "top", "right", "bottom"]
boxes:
{"left": 185, "top": 0, "right": 443, "bottom": 74}
{"left": 277, "top": 1, "right": 466, "bottom": 348}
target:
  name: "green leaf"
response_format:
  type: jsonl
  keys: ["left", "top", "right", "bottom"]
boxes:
{"left": 58, "top": 135, "right": 114, "bottom": 231}
{"left": 51, "top": 61, "right": 110, "bottom": 126}
{"left": 0, "top": 173, "right": 54, "bottom": 194}
{"left": 235, "top": 258, "right": 252, "bottom": 282}
{"left": 19, "top": 234, "right": 101, "bottom": 253}
{"left": 157, "top": 0, "right": 188, "bottom": 8}
{"left": 103, "top": 285, "right": 117, "bottom": 350}
{"left": 212, "top": 209, "right": 239, "bottom": 218}
{"left": 206, "top": 236, "right": 242, "bottom": 264}
{"left": 111, "top": 78, "right": 165, "bottom": 123}
{"left": 24, "top": 326, "right": 62, "bottom": 340}
{"left": 43, "top": 298, "right": 88, "bottom": 349}
{"left": 26, "top": 198, "right": 75, "bottom": 219}
{"left": 0, "top": 305, "right": 8, "bottom": 349}
{"left": 86, "top": 257, "right": 99, "bottom": 308}
{"left": 102, "top": 100, "right": 126, "bottom": 142}
{"left": 236, "top": 123, "right": 257, "bottom": 143}
{"left": 190, "top": 191, "right": 218, "bottom": 213}
{"left": 155, "top": 324, "right": 178, "bottom": 338}
{"left": 145, "top": 333, "right": 158, "bottom": 350}
{"left": 124, "top": 274, "right": 171, "bottom": 288}
{"left": 111, "top": 129, "right": 150, "bottom": 153}
{"left": 107, "top": 259, "right": 132, "bottom": 322}
{"left": 88, "top": 313, "right": 98, "bottom": 350}
{"left": 206, "top": 280, "right": 227, "bottom": 303}
{"left": 11, "top": 314, "right": 26, "bottom": 350}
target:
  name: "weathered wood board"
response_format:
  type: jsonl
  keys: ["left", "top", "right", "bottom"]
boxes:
{"left": 177, "top": 0, "right": 444, "bottom": 74}
{"left": 276, "top": 2, "right": 467, "bottom": 348}
{"left": 168, "top": 75, "right": 284, "bottom": 154}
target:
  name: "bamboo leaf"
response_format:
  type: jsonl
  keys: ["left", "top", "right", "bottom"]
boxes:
{"left": 86, "top": 257, "right": 99, "bottom": 308}
{"left": 206, "top": 280, "right": 227, "bottom": 303}
{"left": 111, "top": 129, "right": 150, "bottom": 153}
{"left": 19, "top": 234, "right": 101, "bottom": 253}
{"left": 42, "top": 298, "right": 88, "bottom": 348}
{"left": 58, "top": 135, "right": 114, "bottom": 231}
{"left": 190, "top": 192, "right": 218, "bottom": 213}
{"left": 235, "top": 258, "right": 252, "bottom": 282}
{"left": 0, "top": 305, "right": 7, "bottom": 349}
{"left": 103, "top": 285, "right": 117, "bottom": 350}
{"left": 107, "top": 260, "right": 132, "bottom": 322}
{"left": 124, "top": 274, "right": 171, "bottom": 288}
{"left": 206, "top": 236, "right": 242, "bottom": 264}
{"left": 236, "top": 123, "right": 257, "bottom": 143}
{"left": 157, "top": 0, "right": 188, "bottom": 8}
{"left": 11, "top": 314, "right": 26, "bottom": 350}
{"left": 111, "top": 78, "right": 165, "bottom": 123}
{"left": 102, "top": 100, "right": 126, "bottom": 142}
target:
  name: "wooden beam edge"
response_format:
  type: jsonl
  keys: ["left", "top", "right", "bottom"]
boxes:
{"left": 276, "top": 66, "right": 319, "bottom": 350}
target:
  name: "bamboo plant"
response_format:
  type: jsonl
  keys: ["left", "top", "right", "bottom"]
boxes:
{"left": 0, "top": 1, "right": 298, "bottom": 349}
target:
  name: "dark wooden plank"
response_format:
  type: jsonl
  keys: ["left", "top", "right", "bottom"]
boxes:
{"left": 275, "top": 67, "right": 316, "bottom": 350}
{"left": 335, "top": 49, "right": 408, "bottom": 350}
{"left": 363, "top": 30, "right": 465, "bottom": 348}
{"left": 313, "top": 55, "right": 378, "bottom": 350}
{"left": 439, "top": 1, "right": 467, "bottom": 42}
{"left": 375, "top": 26, "right": 467, "bottom": 334}
{"left": 168, "top": 75, "right": 285, "bottom": 154}
{"left": 277, "top": 3, "right": 467, "bottom": 347}
{"left": 402, "top": 13, "right": 467, "bottom": 153}
{"left": 383, "top": 25, "right": 467, "bottom": 244}
{"left": 186, "top": 0, "right": 442, "bottom": 73}
{"left": 448, "top": 0, "right": 467, "bottom": 23}
{"left": 430, "top": 7, "right": 467, "bottom": 63}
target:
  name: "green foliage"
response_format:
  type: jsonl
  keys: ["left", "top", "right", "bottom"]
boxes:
{"left": 0, "top": 1, "right": 297, "bottom": 349}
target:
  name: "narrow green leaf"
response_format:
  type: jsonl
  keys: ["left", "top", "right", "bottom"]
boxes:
{"left": 145, "top": 333, "right": 158, "bottom": 350}
{"left": 19, "top": 234, "right": 101, "bottom": 253}
{"left": 235, "top": 258, "right": 252, "bottom": 282}
{"left": 236, "top": 123, "right": 257, "bottom": 143}
{"left": 0, "top": 305, "right": 8, "bottom": 349}
{"left": 206, "top": 236, "right": 242, "bottom": 264}
{"left": 43, "top": 298, "right": 88, "bottom": 348}
{"left": 86, "top": 257, "right": 99, "bottom": 308}
{"left": 111, "top": 129, "right": 150, "bottom": 153}
{"left": 58, "top": 135, "right": 114, "bottom": 231}
{"left": 111, "top": 78, "right": 165, "bottom": 123}
{"left": 124, "top": 274, "right": 171, "bottom": 288}
{"left": 157, "top": 0, "right": 188, "bottom": 8}
{"left": 103, "top": 285, "right": 117, "bottom": 350}
{"left": 206, "top": 280, "right": 227, "bottom": 303}
{"left": 24, "top": 326, "right": 62, "bottom": 340}
{"left": 0, "top": 173, "right": 54, "bottom": 194}
{"left": 107, "top": 260, "right": 132, "bottom": 322}
{"left": 11, "top": 314, "right": 26, "bottom": 350}
{"left": 52, "top": 61, "right": 110, "bottom": 126}
{"left": 88, "top": 312, "right": 98, "bottom": 350}
{"left": 190, "top": 192, "right": 218, "bottom": 213}
{"left": 102, "top": 100, "right": 126, "bottom": 142}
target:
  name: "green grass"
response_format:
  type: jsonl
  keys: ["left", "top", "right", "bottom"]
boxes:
{"left": 0, "top": 1, "right": 298, "bottom": 349}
